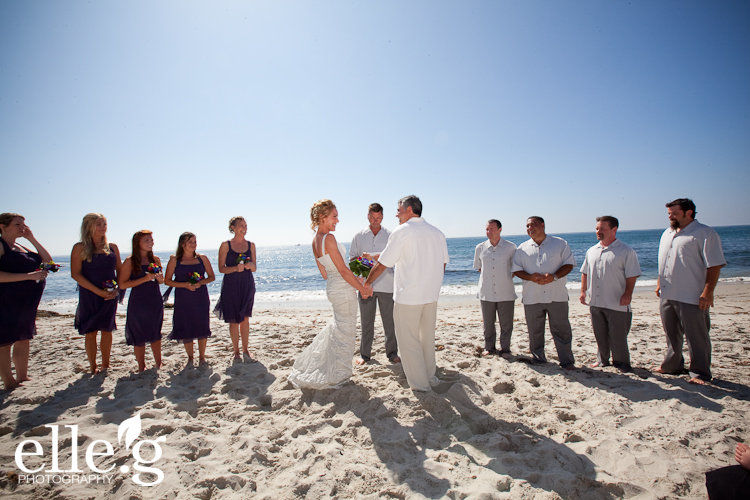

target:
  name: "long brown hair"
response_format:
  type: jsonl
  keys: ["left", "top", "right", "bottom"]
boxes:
{"left": 131, "top": 230, "right": 155, "bottom": 270}
{"left": 175, "top": 232, "right": 196, "bottom": 262}
{"left": 80, "top": 213, "right": 109, "bottom": 262}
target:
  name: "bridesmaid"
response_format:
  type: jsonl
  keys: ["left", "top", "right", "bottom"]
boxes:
{"left": 164, "top": 232, "right": 215, "bottom": 364}
{"left": 71, "top": 213, "right": 121, "bottom": 374}
{"left": 118, "top": 230, "right": 164, "bottom": 372}
{"left": 214, "top": 216, "right": 257, "bottom": 360}
{"left": 0, "top": 213, "right": 51, "bottom": 391}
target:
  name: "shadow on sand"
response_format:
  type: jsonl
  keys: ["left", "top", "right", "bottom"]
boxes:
{"left": 14, "top": 373, "right": 105, "bottom": 436}
{"left": 300, "top": 371, "right": 629, "bottom": 498}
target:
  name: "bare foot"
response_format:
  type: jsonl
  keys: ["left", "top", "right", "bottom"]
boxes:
{"left": 481, "top": 349, "right": 494, "bottom": 357}
{"left": 688, "top": 377, "right": 710, "bottom": 385}
{"left": 3, "top": 380, "right": 20, "bottom": 392}
{"left": 90, "top": 364, "right": 98, "bottom": 374}
{"left": 355, "top": 357, "right": 368, "bottom": 366}
{"left": 198, "top": 357, "right": 208, "bottom": 365}
{"left": 18, "top": 375, "right": 31, "bottom": 382}
{"left": 389, "top": 355, "right": 401, "bottom": 364}
{"left": 589, "top": 362, "right": 602, "bottom": 368}
{"left": 233, "top": 351, "right": 241, "bottom": 360}
{"left": 652, "top": 366, "right": 666, "bottom": 374}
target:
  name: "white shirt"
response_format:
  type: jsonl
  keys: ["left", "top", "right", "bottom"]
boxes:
{"left": 473, "top": 239, "right": 517, "bottom": 302}
{"left": 658, "top": 220, "right": 726, "bottom": 305}
{"left": 580, "top": 239, "right": 641, "bottom": 312}
{"left": 378, "top": 217, "right": 449, "bottom": 305}
{"left": 512, "top": 235, "right": 575, "bottom": 305}
{"left": 350, "top": 226, "right": 394, "bottom": 294}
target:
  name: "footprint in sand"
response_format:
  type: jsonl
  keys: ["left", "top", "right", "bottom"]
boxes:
{"left": 493, "top": 381, "right": 515, "bottom": 394}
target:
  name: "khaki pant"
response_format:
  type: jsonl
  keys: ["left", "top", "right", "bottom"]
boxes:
{"left": 393, "top": 302, "right": 437, "bottom": 391}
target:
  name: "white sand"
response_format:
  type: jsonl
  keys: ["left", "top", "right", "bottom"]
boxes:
{"left": 1, "top": 282, "right": 748, "bottom": 499}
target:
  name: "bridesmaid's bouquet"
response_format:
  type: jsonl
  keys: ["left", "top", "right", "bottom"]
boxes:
{"left": 102, "top": 279, "right": 118, "bottom": 292}
{"left": 236, "top": 253, "right": 251, "bottom": 265}
{"left": 146, "top": 263, "right": 162, "bottom": 274}
{"left": 349, "top": 256, "right": 375, "bottom": 277}
{"left": 188, "top": 272, "right": 202, "bottom": 284}
{"left": 37, "top": 261, "right": 62, "bottom": 272}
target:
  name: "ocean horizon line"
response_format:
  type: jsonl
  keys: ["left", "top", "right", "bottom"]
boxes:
{"left": 45, "top": 224, "right": 750, "bottom": 258}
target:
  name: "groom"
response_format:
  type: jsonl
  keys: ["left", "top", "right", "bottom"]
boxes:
{"left": 364, "top": 195, "right": 449, "bottom": 392}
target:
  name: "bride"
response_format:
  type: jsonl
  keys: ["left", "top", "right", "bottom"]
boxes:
{"left": 288, "top": 200, "right": 373, "bottom": 389}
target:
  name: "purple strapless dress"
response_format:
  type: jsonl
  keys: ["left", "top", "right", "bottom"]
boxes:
{"left": 124, "top": 264, "right": 163, "bottom": 346}
{"left": 0, "top": 238, "right": 44, "bottom": 346}
{"left": 169, "top": 258, "right": 211, "bottom": 341}
{"left": 74, "top": 249, "right": 118, "bottom": 335}
{"left": 214, "top": 240, "right": 256, "bottom": 323}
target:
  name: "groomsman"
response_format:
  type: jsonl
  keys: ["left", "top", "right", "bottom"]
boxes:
{"left": 473, "top": 219, "right": 516, "bottom": 356}
{"left": 365, "top": 195, "right": 449, "bottom": 392}
{"left": 655, "top": 198, "right": 725, "bottom": 385}
{"left": 512, "top": 216, "right": 576, "bottom": 368}
{"left": 579, "top": 216, "right": 641, "bottom": 372}
{"left": 350, "top": 203, "right": 399, "bottom": 365}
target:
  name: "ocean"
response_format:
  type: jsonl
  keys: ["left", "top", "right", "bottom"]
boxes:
{"left": 38, "top": 225, "right": 750, "bottom": 313}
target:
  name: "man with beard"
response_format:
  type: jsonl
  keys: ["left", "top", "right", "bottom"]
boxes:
{"left": 655, "top": 198, "right": 725, "bottom": 385}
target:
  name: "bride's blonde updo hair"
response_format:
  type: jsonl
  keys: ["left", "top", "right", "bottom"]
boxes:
{"left": 310, "top": 199, "right": 336, "bottom": 229}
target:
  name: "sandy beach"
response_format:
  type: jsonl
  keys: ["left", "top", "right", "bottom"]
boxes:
{"left": 0, "top": 282, "right": 748, "bottom": 499}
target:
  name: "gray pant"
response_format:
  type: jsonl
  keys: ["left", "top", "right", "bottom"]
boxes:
{"left": 480, "top": 300, "right": 514, "bottom": 352}
{"left": 523, "top": 301, "right": 575, "bottom": 367}
{"left": 590, "top": 306, "right": 632, "bottom": 368}
{"left": 659, "top": 299, "right": 712, "bottom": 380}
{"left": 358, "top": 291, "right": 398, "bottom": 360}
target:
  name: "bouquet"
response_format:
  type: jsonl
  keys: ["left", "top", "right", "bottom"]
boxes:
{"left": 146, "top": 262, "right": 162, "bottom": 274}
{"left": 37, "top": 261, "right": 62, "bottom": 273}
{"left": 349, "top": 256, "right": 375, "bottom": 278}
{"left": 102, "top": 279, "right": 118, "bottom": 292}
{"left": 236, "top": 253, "right": 251, "bottom": 265}
{"left": 188, "top": 272, "right": 202, "bottom": 285}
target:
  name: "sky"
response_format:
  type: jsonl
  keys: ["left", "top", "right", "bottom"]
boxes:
{"left": 2, "top": 0, "right": 749, "bottom": 255}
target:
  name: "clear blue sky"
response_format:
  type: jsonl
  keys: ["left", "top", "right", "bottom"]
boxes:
{"left": 2, "top": 1, "right": 749, "bottom": 255}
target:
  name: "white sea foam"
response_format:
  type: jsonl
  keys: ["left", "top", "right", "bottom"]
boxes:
{"left": 38, "top": 276, "right": 749, "bottom": 314}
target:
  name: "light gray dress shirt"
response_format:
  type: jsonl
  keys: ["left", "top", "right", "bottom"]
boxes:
{"left": 658, "top": 220, "right": 725, "bottom": 305}
{"left": 512, "top": 235, "right": 575, "bottom": 305}
{"left": 473, "top": 239, "right": 517, "bottom": 302}
{"left": 350, "top": 226, "right": 394, "bottom": 294}
{"left": 580, "top": 239, "right": 641, "bottom": 312}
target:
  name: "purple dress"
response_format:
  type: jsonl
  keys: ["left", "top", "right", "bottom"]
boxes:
{"left": 124, "top": 264, "right": 163, "bottom": 346}
{"left": 214, "top": 240, "right": 256, "bottom": 323}
{"left": 74, "top": 248, "right": 118, "bottom": 335}
{"left": 0, "top": 239, "right": 44, "bottom": 346}
{"left": 169, "top": 257, "right": 211, "bottom": 341}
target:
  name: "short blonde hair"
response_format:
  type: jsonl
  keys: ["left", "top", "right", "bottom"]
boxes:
{"left": 228, "top": 216, "right": 245, "bottom": 233}
{"left": 310, "top": 199, "right": 336, "bottom": 229}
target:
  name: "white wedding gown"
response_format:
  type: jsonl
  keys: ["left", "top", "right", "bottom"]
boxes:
{"left": 288, "top": 236, "right": 358, "bottom": 389}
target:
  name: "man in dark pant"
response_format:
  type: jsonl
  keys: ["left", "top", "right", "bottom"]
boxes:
{"left": 350, "top": 203, "right": 399, "bottom": 364}
{"left": 580, "top": 215, "right": 641, "bottom": 371}
{"left": 473, "top": 219, "right": 517, "bottom": 355}
{"left": 512, "top": 216, "right": 576, "bottom": 368}
{"left": 655, "top": 198, "right": 725, "bottom": 384}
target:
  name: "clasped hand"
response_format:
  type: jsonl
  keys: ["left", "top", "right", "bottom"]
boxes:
{"left": 360, "top": 283, "right": 373, "bottom": 299}
{"left": 531, "top": 273, "right": 555, "bottom": 285}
